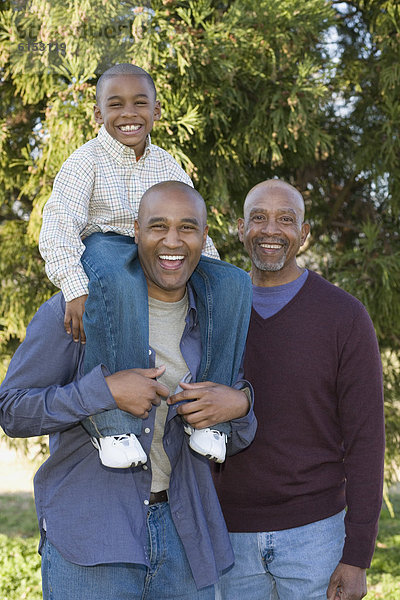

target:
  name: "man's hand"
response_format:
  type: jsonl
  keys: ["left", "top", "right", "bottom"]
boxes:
{"left": 64, "top": 295, "right": 88, "bottom": 343}
{"left": 327, "top": 563, "right": 367, "bottom": 600}
{"left": 105, "top": 366, "right": 170, "bottom": 419}
{"left": 167, "top": 381, "right": 250, "bottom": 429}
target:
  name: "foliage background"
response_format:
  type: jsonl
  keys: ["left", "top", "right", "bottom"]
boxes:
{"left": 0, "top": 0, "right": 399, "bottom": 478}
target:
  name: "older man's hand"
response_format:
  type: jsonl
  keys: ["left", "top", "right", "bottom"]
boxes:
{"left": 326, "top": 563, "right": 367, "bottom": 600}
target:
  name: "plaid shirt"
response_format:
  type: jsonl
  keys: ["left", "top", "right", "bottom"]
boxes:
{"left": 39, "top": 125, "right": 219, "bottom": 301}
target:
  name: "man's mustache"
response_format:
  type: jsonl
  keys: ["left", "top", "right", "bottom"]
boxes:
{"left": 253, "top": 237, "right": 289, "bottom": 249}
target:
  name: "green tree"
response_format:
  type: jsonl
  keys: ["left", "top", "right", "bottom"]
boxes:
{"left": 302, "top": 0, "right": 400, "bottom": 479}
{"left": 0, "top": 0, "right": 334, "bottom": 368}
{"left": 0, "top": 0, "right": 399, "bottom": 479}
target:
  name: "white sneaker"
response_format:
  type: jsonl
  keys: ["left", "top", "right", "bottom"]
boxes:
{"left": 183, "top": 423, "right": 194, "bottom": 436}
{"left": 91, "top": 434, "right": 147, "bottom": 468}
{"left": 188, "top": 428, "right": 227, "bottom": 463}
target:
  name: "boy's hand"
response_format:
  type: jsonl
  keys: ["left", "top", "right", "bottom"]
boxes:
{"left": 105, "top": 366, "right": 169, "bottom": 419}
{"left": 64, "top": 295, "right": 88, "bottom": 343}
{"left": 167, "top": 381, "right": 249, "bottom": 429}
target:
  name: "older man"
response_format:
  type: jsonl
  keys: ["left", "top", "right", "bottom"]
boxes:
{"left": 214, "top": 179, "right": 385, "bottom": 600}
{"left": 0, "top": 181, "right": 256, "bottom": 600}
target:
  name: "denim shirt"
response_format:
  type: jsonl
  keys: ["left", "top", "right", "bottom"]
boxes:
{"left": 0, "top": 288, "right": 256, "bottom": 590}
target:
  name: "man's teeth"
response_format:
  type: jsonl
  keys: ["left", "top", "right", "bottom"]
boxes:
{"left": 159, "top": 255, "right": 184, "bottom": 261}
{"left": 119, "top": 125, "right": 141, "bottom": 131}
{"left": 260, "top": 244, "right": 282, "bottom": 249}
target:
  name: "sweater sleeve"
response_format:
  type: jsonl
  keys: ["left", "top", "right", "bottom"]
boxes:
{"left": 337, "top": 303, "right": 385, "bottom": 568}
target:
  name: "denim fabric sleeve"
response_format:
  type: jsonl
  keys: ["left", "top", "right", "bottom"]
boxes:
{"left": 226, "top": 379, "right": 257, "bottom": 457}
{"left": 0, "top": 294, "right": 117, "bottom": 438}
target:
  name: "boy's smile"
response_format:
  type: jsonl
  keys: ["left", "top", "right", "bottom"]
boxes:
{"left": 94, "top": 74, "right": 161, "bottom": 157}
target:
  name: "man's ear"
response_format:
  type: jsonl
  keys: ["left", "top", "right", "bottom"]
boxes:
{"left": 94, "top": 105, "right": 104, "bottom": 124}
{"left": 202, "top": 225, "right": 209, "bottom": 250}
{"left": 300, "top": 222, "right": 310, "bottom": 246}
{"left": 238, "top": 218, "right": 245, "bottom": 243}
{"left": 153, "top": 100, "right": 161, "bottom": 122}
{"left": 134, "top": 219, "right": 140, "bottom": 242}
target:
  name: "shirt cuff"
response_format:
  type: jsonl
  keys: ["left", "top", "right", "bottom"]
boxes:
{"left": 232, "top": 380, "right": 254, "bottom": 422}
{"left": 61, "top": 272, "right": 90, "bottom": 302}
{"left": 340, "top": 520, "right": 379, "bottom": 569}
{"left": 78, "top": 364, "right": 118, "bottom": 415}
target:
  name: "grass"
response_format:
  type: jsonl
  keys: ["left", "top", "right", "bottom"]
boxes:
{"left": 366, "top": 490, "right": 400, "bottom": 599}
{"left": 0, "top": 492, "right": 38, "bottom": 538}
{"left": 0, "top": 493, "right": 41, "bottom": 600}
{"left": 0, "top": 491, "right": 399, "bottom": 598}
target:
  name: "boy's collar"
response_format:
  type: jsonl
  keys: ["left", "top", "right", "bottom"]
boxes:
{"left": 97, "top": 125, "right": 151, "bottom": 165}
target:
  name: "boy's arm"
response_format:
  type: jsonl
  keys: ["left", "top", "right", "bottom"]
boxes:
{"left": 39, "top": 155, "right": 95, "bottom": 302}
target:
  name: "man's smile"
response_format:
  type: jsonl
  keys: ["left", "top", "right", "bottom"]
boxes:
{"left": 260, "top": 243, "right": 283, "bottom": 249}
{"left": 257, "top": 238, "right": 288, "bottom": 253}
{"left": 158, "top": 254, "right": 185, "bottom": 270}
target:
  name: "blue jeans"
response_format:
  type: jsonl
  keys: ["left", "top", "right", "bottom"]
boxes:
{"left": 80, "top": 233, "right": 252, "bottom": 438}
{"left": 215, "top": 511, "right": 346, "bottom": 600}
{"left": 41, "top": 502, "right": 215, "bottom": 599}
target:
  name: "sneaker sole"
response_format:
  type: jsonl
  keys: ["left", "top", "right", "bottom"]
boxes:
{"left": 100, "top": 457, "right": 147, "bottom": 469}
{"left": 189, "top": 439, "right": 225, "bottom": 463}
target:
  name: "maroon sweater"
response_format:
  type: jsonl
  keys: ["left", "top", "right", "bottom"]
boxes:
{"left": 214, "top": 271, "right": 385, "bottom": 568}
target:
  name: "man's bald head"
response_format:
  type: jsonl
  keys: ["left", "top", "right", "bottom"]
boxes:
{"left": 134, "top": 181, "right": 209, "bottom": 302}
{"left": 138, "top": 181, "right": 207, "bottom": 228}
{"left": 244, "top": 179, "right": 305, "bottom": 222}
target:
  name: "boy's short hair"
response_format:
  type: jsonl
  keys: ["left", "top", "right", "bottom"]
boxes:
{"left": 96, "top": 63, "right": 157, "bottom": 104}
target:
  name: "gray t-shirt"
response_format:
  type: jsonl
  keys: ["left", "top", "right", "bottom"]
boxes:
{"left": 148, "top": 292, "right": 190, "bottom": 493}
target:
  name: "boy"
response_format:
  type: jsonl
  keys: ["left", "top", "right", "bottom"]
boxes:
{"left": 39, "top": 64, "right": 229, "bottom": 470}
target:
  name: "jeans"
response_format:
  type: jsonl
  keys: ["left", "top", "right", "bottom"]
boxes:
{"left": 41, "top": 502, "right": 215, "bottom": 599}
{"left": 215, "top": 510, "right": 346, "bottom": 600}
{"left": 80, "top": 233, "right": 252, "bottom": 439}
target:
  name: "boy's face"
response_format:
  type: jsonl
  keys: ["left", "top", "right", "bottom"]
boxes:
{"left": 94, "top": 74, "right": 161, "bottom": 157}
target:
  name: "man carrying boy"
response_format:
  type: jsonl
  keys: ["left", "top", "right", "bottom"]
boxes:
{"left": 39, "top": 63, "right": 226, "bottom": 468}
{"left": 0, "top": 182, "right": 256, "bottom": 600}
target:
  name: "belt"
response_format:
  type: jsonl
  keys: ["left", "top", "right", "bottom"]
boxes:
{"left": 149, "top": 490, "right": 168, "bottom": 505}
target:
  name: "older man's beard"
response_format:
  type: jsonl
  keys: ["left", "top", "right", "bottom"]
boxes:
{"left": 250, "top": 237, "right": 288, "bottom": 272}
